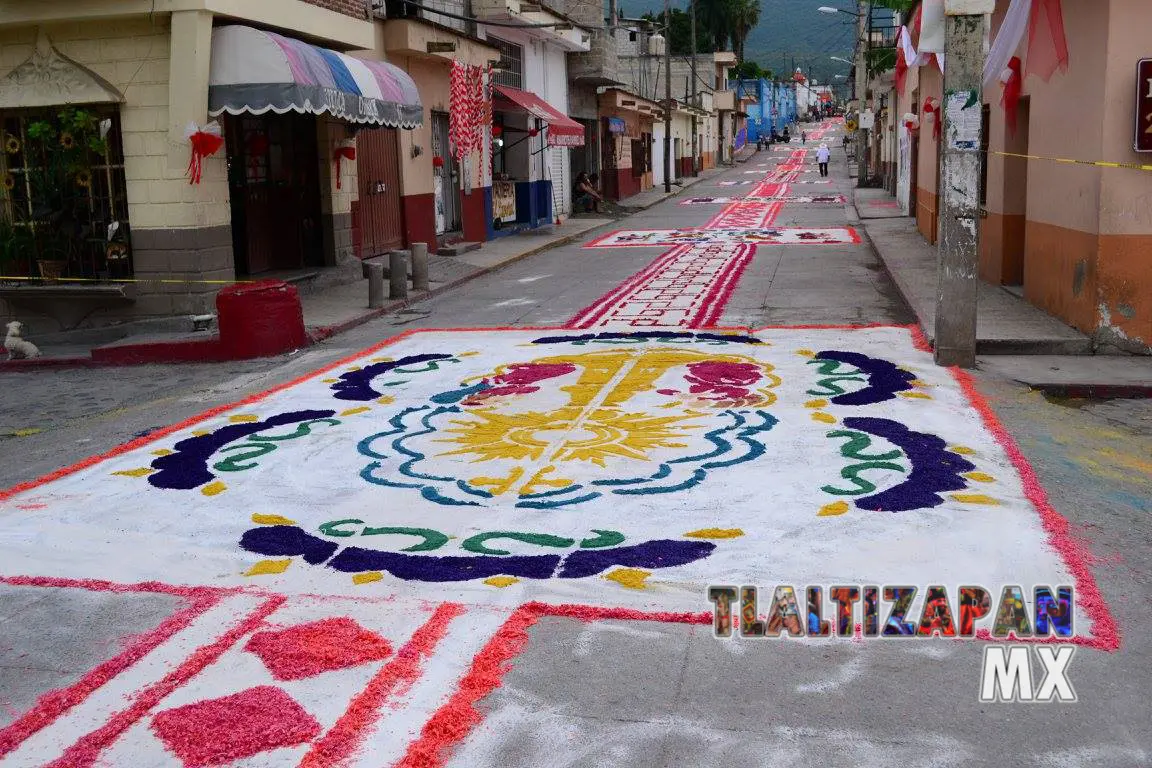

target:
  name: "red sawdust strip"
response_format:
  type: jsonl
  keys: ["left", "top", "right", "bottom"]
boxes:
{"left": 45, "top": 595, "right": 286, "bottom": 767}
{"left": 0, "top": 589, "right": 220, "bottom": 758}
{"left": 300, "top": 603, "right": 465, "bottom": 768}
{"left": 393, "top": 605, "right": 540, "bottom": 768}
{"left": 953, "top": 368, "right": 1120, "bottom": 652}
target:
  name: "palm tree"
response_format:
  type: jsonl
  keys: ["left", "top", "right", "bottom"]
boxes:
{"left": 695, "top": 0, "right": 731, "bottom": 52}
{"left": 728, "top": 0, "right": 760, "bottom": 62}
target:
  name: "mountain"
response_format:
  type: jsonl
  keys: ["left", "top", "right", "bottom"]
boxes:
{"left": 622, "top": 0, "right": 895, "bottom": 87}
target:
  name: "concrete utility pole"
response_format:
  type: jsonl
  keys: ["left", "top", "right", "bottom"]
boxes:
{"left": 934, "top": 4, "right": 989, "bottom": 368}
{"left": 854, "top": 0, "right": 870, "bottom": 186}
{"left": 690, "top": 0, "right": 698, "bottom": 176}
{"left": 664, "top": 0, "right": 673, "bottom": 192}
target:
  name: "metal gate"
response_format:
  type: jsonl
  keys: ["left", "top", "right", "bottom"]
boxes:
{"left": 430, "top": 112, "right": 461, "bottom": 235}
{"left": 356, "top": 126, "right": 404, "bottom": 256}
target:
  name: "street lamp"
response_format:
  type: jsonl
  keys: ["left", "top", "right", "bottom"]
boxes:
{"left": 818, "top": 6, "right": 861, "bottom": 17}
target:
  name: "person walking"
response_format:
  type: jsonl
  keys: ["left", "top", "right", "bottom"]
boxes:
{"left": 817, "top": 142, "right": 831, "bottom": 177}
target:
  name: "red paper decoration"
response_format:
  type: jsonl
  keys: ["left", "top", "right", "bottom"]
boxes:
{"left": 432, "top": 156, "right": 445, "bottom": 168}
{"left": 1001, "top": 57, "right": 1023, "bottom": 136}
{"left": 333, "top": 145, "right": 356, "bottom": 189}
{"left": 922, "top": 98, "right": 941, "bottom": 141}
{"left": 185, "top": 122, "right": 224, "bottom": 185}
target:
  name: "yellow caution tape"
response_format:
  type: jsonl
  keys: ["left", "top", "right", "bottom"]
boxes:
{"left": 992, "top": 150, "right": 1152, "bottom": 173}
{"left": 0, "top": 275, "right": 255, "bottom": 285}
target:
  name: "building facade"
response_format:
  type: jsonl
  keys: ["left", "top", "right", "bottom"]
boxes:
{"left": 891, "top": 0, "right": 1152, "bottom": 354}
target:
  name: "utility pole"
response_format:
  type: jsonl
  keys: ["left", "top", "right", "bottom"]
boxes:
{"left": 664, "top": 0, "right": 672, "bottom": 192}
{"left": 690, "top": 0, "right": 698, "bottom": 176}
{"left": 934, "top": 4, "right": 989, "bottom": 368}
{"left": 854, "top": 0, "right": 869, "bottom": 186}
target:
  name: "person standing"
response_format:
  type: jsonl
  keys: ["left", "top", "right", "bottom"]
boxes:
{"left": 817, "top": 142, "right": 831, "bottom": 177}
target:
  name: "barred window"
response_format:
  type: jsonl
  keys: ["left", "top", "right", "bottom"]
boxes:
{"left": 489, "top": 36, "right": 523, "bottom": 90}
{"left": 0, "top": 106, "right": 131, "bottom": 279}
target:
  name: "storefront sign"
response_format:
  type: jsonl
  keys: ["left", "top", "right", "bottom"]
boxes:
{"left": 493, "top": 180, "right": 516, "bottom": 223}
{"left": 1136, "top": 59, "right": 1152, "bottom": 152}
{"left": 607, "top": 117, "right": 626, "bottom": 134}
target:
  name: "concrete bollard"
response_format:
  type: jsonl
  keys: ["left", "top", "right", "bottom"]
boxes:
{"left": 411, "top": 242, "right": 429, "bottom": 291}
{"left": 367, "top": 261, "right": 385, "bottom": 308}
{"left": 389, "top": 250, "right": 408, "bottom": 300}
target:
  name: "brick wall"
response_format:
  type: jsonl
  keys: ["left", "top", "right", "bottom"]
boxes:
{"left": 301, "top": 0, "right": 368, "bottom": 19}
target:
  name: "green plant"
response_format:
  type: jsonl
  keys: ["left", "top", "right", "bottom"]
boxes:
{"left": 17, "top": 107, "right": 109, "bottom": 268}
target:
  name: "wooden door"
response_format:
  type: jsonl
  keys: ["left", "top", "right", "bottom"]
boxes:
{"left": 356, "top": 126, "right": 404, "bottom": 256}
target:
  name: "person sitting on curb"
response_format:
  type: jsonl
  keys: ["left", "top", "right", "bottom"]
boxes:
{"left": 574, "top": 172, "right": 605, "bottom": 213}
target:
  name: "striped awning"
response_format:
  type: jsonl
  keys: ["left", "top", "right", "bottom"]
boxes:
{"left": 208, "top": 26, "right": 423, "bottom": 128}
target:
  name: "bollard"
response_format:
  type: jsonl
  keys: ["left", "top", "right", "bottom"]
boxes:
{"left": 367, "top": 261, "right": 385, "bottom": 308}
{"left": 411, "top": 242, "right": 429, "bottom": 291}
{"left": 389, "top": 250, "right": 408, "bottom": 299}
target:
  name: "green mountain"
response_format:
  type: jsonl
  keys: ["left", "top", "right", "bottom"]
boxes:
{"left": 624, "top": 1, "right": 894, "bottom": 86}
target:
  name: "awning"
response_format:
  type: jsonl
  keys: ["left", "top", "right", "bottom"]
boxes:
{"left": 493, "top": 85, "right": 584, "bottom": 147}
{"left": 208, "top": 25, "right": 423, "bottom": 128}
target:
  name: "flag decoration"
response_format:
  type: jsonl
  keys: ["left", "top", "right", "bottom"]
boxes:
{"left": 1026, "top": 0, "right": 1069, "bottom": 82}
{"left": 184, "top": 122, "right": 223, "bottom": 185}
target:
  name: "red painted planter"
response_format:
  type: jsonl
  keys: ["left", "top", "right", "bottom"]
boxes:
{"left": 216, "top": 280, "right": 308, "bottom": 359}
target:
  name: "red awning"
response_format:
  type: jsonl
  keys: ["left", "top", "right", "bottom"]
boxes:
{"left": 493, "top": 85, "right": 585, "bottom": 147}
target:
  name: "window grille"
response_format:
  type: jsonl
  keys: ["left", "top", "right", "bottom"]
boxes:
{"left": 0, "top": 107, "right": 131, "bottom": 279}
{"left": 489, "top": 36, "right": 523, "bottom": 90}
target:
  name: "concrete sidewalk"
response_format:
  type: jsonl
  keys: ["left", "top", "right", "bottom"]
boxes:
{"left": 860, "top": 212, "right": 1093, "bottom": 355}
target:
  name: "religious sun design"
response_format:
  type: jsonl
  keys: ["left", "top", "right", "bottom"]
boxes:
{"left": 434, "top": 405, "right": 706, "bottom": 469}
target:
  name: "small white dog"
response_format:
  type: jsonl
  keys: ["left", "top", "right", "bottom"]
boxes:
{"left": 4, "top": 321, "right": 41, "bottom": 360}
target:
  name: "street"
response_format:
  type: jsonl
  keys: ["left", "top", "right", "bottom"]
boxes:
{"left": 2, "top": 124, "right": 1151, "bottom": 767}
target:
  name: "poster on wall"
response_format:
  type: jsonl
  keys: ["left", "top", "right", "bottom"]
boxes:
{"left": 897, "top": 126, "right": 912, "bottom": 216}
{"left": 493, "top": 180, "right": 516, "bottom": 223}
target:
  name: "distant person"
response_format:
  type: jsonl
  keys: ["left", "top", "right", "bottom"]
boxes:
{"left": 781, "top": 127, "right": 790, "bottom": 143}
{"left": 817, "top": 143, "right": 831, "bottom": 177}
{"left": 801, "top": 130, "right": 808, "bottom": 144}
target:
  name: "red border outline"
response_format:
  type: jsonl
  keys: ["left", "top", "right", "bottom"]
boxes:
{"left": 582, "top": 228, "right": 864, "bottom": 249}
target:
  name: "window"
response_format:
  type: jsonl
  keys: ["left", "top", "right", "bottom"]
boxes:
{"left": 489, "top": 36, "right": 523, "bottom": 90}
{"left": 0, "top": 106, "right": 131, "bottom": 279}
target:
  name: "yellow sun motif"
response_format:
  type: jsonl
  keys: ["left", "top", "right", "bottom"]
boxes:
{"left": 2, "top": 173, "right": 14, "bottom": 191}
{"left": 59, "top": 132, "right": 75, "bottom": 150}
{"left": 435, "top": 406, "right": 702, "bottom": 467}
{"left": 4, "top": 135, "right": 20, "bottom": 154}
{"left": 75, "top": 170, "right": 92, "bottom": 189}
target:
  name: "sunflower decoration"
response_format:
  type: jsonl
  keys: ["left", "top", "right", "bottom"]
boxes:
{"left": 2, "top": 173, "right": 14, "bottom": 192}
{"left": 76, "top": 169, "right": 92, "bottom": 189}
{"left": 3, "top": 135, "right": 19, "bottom": 155}
{"left": 59, "top": 132, "right": 76, "bottom": 150}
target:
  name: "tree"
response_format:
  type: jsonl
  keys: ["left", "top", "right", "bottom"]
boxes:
{"left": 728, "top": 0, "right": 760, "bottom": 63}
{"left": 694, "top": 0, "right": 731, "bottom": 53}
{"left": 642, "top": 8, "right": 714, "bottom": 55}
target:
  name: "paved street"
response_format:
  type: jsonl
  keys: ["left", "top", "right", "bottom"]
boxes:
{"left": 2, "top": 124, "right": 1151, "bottom": 767}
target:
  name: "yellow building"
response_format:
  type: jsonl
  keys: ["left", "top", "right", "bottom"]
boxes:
{"left": 0, "top": 0, "right": 495, "bottom": 334}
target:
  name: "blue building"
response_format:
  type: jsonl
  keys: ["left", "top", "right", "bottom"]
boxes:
{"left": 735, "top": 78, "right": 798, "bottom": 143}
